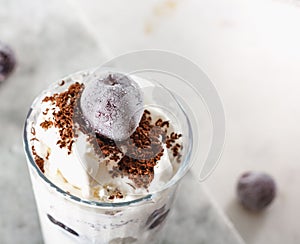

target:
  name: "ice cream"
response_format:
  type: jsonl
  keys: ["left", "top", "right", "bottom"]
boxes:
{"left": 27, "top": 71, "right": 183, "bottom": 203}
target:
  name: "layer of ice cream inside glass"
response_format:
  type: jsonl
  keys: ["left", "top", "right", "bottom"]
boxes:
{"left": 28, "top": 71, "right": 183, "bottom": 203}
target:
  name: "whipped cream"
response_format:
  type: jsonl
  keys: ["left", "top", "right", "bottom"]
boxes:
{"left": 28, "top": 72, "right": 182, "bottom": 203}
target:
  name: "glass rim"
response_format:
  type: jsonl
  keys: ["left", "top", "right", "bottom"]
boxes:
{"left": 22, "top": 70, "right": 193, "bottom": 208}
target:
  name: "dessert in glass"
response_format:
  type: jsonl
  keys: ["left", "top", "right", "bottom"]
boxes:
{"left": 23, "top": 51, "right": 225, "bottom": 244}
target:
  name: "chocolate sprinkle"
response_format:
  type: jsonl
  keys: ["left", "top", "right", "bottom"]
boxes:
{"left": 31, "top": 145, "right": 44, "bottom": 173}
{"left": 41, "top": 82, "right": 84, "bottom": 154}
{"left": 107, "top": 189, "right": 124, "bottom": 200}
{"left": 92, "top": 110, "right": 182, "bottom": 189}
{"left": 116, "top": 111, "right": 166, "bottom": 188}
{"left": 59, "top": 80, "right": 65, "bottom": 86}
{"left": 40, "top": 120, "right": 53, "bottom": 130}
{"left": 30, "top": 127, "right": 36, "bottom": 136}
{"left": 45, "top": 151, "right": 50, "bottom": 160}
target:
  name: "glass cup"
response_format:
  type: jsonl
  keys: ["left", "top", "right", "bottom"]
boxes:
{"left": 23, "top": 51, "right": 225, "bottom": 244}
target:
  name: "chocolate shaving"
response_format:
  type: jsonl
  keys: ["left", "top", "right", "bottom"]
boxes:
{"left": 42, "top": 96, "right": 55, "bottom": 103}
{"left": 42, "top": 108, "right": 49, "bottom": 115}
{"left": 166, "top": 133, "right": 182, "bottom": 162}
{"left": 166, "top": 132, "right": 182, "bottom": 148}
{"left": 161, "top": 121, "right": 169, "bottom": 128}
{"left": 40, "top": 120, "right": 53, "bottom": 130}
{"left": 155, "top": 118, "right": 163, "bottom": 126}
{"left": 30, "top": 137, "right": 39, "bottom": 142}
{"left": 108, "top": 189, "right": 124, "bottom": 200}
{"left": 31, "top": 127, "right": 36, "bottom": 136}
{"left": 116, "top": 111, "right": 166, "bottom": 188}
{"left": 59, "top": 80, "right": 65, "bottom": 86}
{"left": 40, "top": 82, "right": 84, "bottom": 154}
{"left": 46, "top": 151, "right": 50, "bottom": 160}
{"left": 95, "top": 134, "right": 123, "bottom": 162}
{"left": 32, "top": 145, "right": 44, "bottom": 173}
{"left": 90, "top": 110, "right": 182, "bottom": 189}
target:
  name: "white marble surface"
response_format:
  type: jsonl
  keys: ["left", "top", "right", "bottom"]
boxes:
{"left": 165, "top": 173, "right": 244, "bottom": 244}
{"left": 0, "top": 0, "right": 244, "bottom": 243}
{"left": 0, "top": 1, "right": 106, "bottom": 243}
{"left": 71, "top": 0, "right": 300, "bottom": 243}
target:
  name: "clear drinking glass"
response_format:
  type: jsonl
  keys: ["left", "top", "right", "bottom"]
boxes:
{"left": 23, "top": 51, "right": 225, "bottom": 244}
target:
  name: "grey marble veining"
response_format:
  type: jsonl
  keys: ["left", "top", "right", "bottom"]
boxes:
{"left": 0, "top": 0, "right": 243, "bottom": 243}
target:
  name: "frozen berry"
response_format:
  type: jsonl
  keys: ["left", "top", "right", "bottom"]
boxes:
{"left": 80, "top": 72, "right": 144, "bottom": 141}
{"left": 237, "top": 171, "right": 276, "bottom": 211}
{"left": 0, "top": 42, "right": 16, "bottom": 82}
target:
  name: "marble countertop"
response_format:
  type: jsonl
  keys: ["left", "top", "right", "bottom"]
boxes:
{"left": 0, "top": 0, "right": 244, "bottom": 243}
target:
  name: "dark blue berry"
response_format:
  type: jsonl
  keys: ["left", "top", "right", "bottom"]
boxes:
{"left": 80, "top": 72, "right": 143, "bottom": 141}
{"left": 237, "top": 171, "right": 276, "bottom": 211}
{"left": 0, "top": 42, "right": 16, "bottom": 82}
